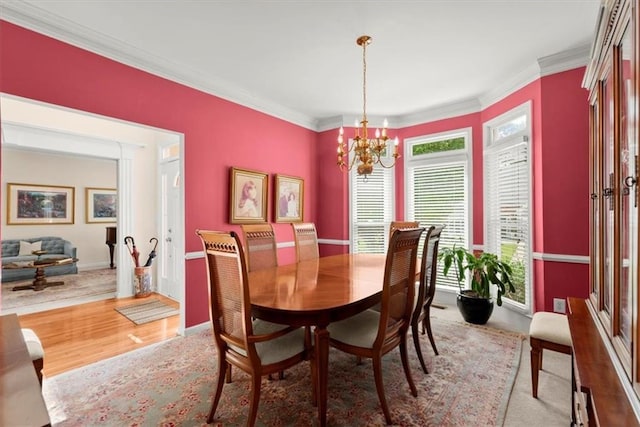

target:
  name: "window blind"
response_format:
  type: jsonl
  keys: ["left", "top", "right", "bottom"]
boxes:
{"left": 485, "top": 140, "right": 529, "bottom": 306}
{"left": 408, "top": 162, "right": 468, "bottom": 288}
{"left": 351, "top": 164, "right": 394, "bottom": 253}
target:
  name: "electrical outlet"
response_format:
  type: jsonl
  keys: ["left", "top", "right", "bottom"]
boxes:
{"left": 553, "top": 298, "right": 566, "bottom": 314}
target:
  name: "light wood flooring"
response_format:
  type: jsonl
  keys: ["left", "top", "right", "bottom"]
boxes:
{"left": 16, "top": 293, "right": 180, "bottom": 377}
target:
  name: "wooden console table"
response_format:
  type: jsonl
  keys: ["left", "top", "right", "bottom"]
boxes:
{"left": 0, "top": 313, "right": 51, "bottom": 426}
{"left": 567, "top": 298, "right": 639, "bottom": 426}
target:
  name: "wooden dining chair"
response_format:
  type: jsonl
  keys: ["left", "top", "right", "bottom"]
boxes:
{"left": 196, "top": 230, "right": 311, "bottom": 426}
{"left": 241, "top": 224, "right": 278, "bottom": 271}
{"left": 412, "top": 224, "right": 445, "bottom": 374}
{"left": 291, "top": 222, "right": 319, "bottom": 262}
{"left": 327, "top": 227, "right": 425, "bottom": 425}
{"left": 389, "top": 221, "right": 419, "bottom": 240}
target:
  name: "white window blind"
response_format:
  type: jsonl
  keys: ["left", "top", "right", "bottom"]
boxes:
{"left": 409, "top": 162, "right": 468, "bottom": 287}
{"left": 350, "top": 164, "right": 394, "bottom": 253}
{"left": 485, "top": 139, "right": 530, "bottom": 307}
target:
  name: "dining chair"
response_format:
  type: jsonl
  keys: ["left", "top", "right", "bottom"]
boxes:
{"left": 241, "top": 223, "right": 278, "bottom": 272}
{"left": 389, "top": 221, "right": 419, "bottom": 240}
{"left": 240, "top": 223, "right": 288, "bottom": 380}
{"left": 411, "top": 224, "right": 445, "bottom": 374}
{"left": 291, "top": 222, "right": 319, "bottom": 262}
{"left": 196, "top": 229, "right": 312, "bottom": 426}
{"left": 327, "top": 227, "right": 425, "bottom": 425}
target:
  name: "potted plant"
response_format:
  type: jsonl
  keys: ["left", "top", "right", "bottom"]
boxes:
{"left": 439, "top": 246, "right": 515, "bottom": 325}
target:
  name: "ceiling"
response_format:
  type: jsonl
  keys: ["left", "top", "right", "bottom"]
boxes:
{"left": 1, "top": 0, "right": 601, "bottom": 130}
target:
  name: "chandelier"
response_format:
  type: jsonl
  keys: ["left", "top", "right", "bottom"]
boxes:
{"left": 337, "top": 35, "right": 399, "bottom": 176}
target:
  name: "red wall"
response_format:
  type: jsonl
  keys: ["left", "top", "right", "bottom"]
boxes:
{"left": 1, "top": 20, "right": 590, "bottom": 321}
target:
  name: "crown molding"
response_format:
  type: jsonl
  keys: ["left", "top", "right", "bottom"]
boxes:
{"left": 537, "top": 44, "right": 590, "bottom": 76}
{"left": 0, "top": 1, "right": 318, "bottom": 131}
{"left": 316, "top": 116, "right": 345, "bottom": 132}
{"left": 394, "top": 98, "right": 483, "bottom": 128}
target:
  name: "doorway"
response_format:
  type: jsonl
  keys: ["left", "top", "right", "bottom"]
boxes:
{"left": 0, "top": 94, "right": 186, "bottom": 334}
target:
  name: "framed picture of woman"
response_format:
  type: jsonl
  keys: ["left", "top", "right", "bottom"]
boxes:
{"left": 275, "top": 174, "right": 304, "bottom": 223}
{"left": 229, "top": 167, "right": 268, "bottom": 224}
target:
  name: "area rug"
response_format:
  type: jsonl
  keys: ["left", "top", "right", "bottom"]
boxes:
{"left": 1, "top": 268, "right": 116, "bottom": 312}
{"left": 115, "top": 298, "right": 180, "bottom": 325}
{"left": 42, "top": 317, "right": 523, "bottom": 426}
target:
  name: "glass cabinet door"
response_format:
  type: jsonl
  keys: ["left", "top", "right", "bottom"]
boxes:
{"left": 602, "top": 63, "right": 614, "bottom": 318}
{"left": 618, "top": 23, "right": 635, "bottom": 357}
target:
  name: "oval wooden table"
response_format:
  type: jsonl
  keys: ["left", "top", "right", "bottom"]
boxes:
{"left": 249, "top": 253, "right": 386, "bottom": 427}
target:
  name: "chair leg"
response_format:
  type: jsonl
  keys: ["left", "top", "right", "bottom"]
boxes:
{"left": 412, "top": 321, "right": 429, "bottom": 374}
{"left": 32, "top": 358, "right": 44, "bottom": 387}
{"left": 310, "top": 348, "right": 317, "bottom": 406}
{"left": 372, "top": 355, "right": 392, "bottom": 425}
{"left": 247, "top": 372, "right": 262, "bottom": 427}
{"left": 400, "top": 338, "right": 418, "bottom": 397}
{"left": 530, "top": 341, "right": 541, "bottom": 398}
{"left": 208, "top": 359, "right": 228, "bottom": 423}
{"left": 423, "top": 313, "right": 439, "bottom": 356}
{"left": 225, "top": 364, "right": 232, "bottom": 383}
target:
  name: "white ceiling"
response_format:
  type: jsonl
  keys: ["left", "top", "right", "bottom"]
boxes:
{"left": 1, "top": 0, "right": 601, "bottom": 130}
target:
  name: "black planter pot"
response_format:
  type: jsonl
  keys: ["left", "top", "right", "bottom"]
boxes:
{"left": 457, "top": 290, "right": 494, "bottom": 325}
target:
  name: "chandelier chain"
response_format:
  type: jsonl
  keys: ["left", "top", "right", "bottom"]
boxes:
{"left": 362, "top": 37, "right": 367, "bottom": 126}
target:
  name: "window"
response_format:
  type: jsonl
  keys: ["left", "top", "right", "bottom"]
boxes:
{"left": 349, "top": 144, "right": 395, "bottom": 253}
{"left": 484, "top": 102, "right": 532, "bottom": 311}
{"left": 405, "top": 129, "right": 472, "bottom": 288}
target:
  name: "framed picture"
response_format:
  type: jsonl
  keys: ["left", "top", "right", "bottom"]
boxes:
{"left": 86, "top": 187, "right": 117, "bottom": 223}
{"left": 229, "top": 167, "right": 268, "bottom": 224}
{"left": 6, "top": 183, "right": 75, "bottom": 225}
{"left": 275, "top": 174, "right": 304, "bottom": 223}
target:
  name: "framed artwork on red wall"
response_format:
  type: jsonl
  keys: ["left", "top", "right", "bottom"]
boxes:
{"left": 275, "top": 174, "right": 304, "bottom": 223}
{"left": 229, "top": 167, "right": 268, "bottom": 224}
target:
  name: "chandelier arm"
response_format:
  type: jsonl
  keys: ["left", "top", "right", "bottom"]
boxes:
{"left": 377, "top": 158, "right": 399, "bottom": 169}
{"left": 342, "top": 138, "right": 362, "bottom": 172}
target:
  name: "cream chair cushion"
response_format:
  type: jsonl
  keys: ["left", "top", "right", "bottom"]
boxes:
{"left": 21, "top": 328, "right": 44, "bottom": 360}
{"left": 529, "top": 312, "right": 572, "bottom": 347}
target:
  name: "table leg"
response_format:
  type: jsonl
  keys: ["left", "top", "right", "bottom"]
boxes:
{"left": 314, "top": 325, "right": 330, "bottom": 427}
{"left": 12, "top": 267, "right": 65, "bottom": 291}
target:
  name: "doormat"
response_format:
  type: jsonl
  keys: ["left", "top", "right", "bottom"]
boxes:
{"left": 115, "top": 299, "right": 179, "bottom": 325}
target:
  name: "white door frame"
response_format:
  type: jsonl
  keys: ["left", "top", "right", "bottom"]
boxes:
{"left": 1, "top": 94, "right": 186, "bottom": 335}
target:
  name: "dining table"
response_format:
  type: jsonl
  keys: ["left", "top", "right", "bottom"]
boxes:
{"left": 248, "top": 253, "right": 387, "bottom": 427}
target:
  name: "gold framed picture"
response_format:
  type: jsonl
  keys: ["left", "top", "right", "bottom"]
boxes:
{"left": 229, "top": 167, "right": 269, "bottom": 224}
{"left": 7, "top": 183, "right": 75, "bottom": 225}
{"left": 86, "top": 187, "right": 117, "bottom": 223}
{"left": 274, "top": 174, "right": 304, "bottom": 223}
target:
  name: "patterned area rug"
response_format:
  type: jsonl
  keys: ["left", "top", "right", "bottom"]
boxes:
{"left": 1, "top": 268, "right": 116, "bottom": 312}
{"left": 43, "top": 317, "right": 524, "bottom": 426}
{"left": 115, "top": 298, "right": 180, "bottom": 325}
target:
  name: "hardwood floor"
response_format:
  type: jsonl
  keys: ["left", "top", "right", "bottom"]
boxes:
{"left": 16, "top": 293, "right": 180, "bottom": 377}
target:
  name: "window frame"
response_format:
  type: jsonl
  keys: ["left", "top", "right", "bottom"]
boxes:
{"left": 404, "top": 127, "right": 473, "bottom": 290}
{"left": 482, "top": 101, "right": 533, "bottom": 314}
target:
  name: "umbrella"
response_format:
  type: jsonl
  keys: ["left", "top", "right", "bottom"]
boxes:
{"left": 124, "top": 235, "right": 140, "bottom": 267}
{"left": 143, "top": 237, "right": 159, "bottom": 267}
